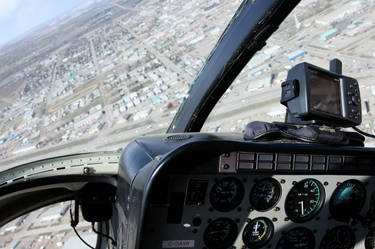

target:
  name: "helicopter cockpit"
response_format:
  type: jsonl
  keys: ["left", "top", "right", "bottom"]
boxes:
{"left": 1, "top": 0, "right": 375, "bottom": 249}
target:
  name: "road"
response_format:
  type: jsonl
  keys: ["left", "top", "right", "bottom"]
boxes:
{"left": 46, "top": 62, "right": 58, "bottom": 104}
{"left": 89, "top": 38, "right": 114, "bottom": 130}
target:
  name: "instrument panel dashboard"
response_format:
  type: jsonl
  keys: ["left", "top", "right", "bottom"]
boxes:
{"left": 141, "top": 151, "right": 375, "bottom": 249}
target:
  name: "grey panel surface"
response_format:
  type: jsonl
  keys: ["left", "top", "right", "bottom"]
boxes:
{"left": 143, "top": 164, "right": 374, "bottom": 249}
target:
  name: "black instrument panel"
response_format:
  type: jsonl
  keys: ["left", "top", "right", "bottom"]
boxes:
{"left": 141, "top": 151, "right": 375, "bottom": 249}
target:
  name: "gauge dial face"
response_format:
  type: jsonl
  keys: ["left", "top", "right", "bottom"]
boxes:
{"left": 250, "top": 178, "right": 281, "bottom": 211}
{"left": 242, "top": 217, "right": 274, "bottom": 248}
{"left": 330, "top": 179, "right": 366, "bottom": 221}
{"left": 204, "top": 218, "right": 238, "bottom": 249}
{"left": 285, "top": 178, "right": 325, "bottom": 223}
{"left": 209, "top": 177, "right": 244, "bottom": 212}
{"left": 319, "top": 226, "right": 355, "bottom": 249}
{"left": 276, "top": 227, "right": 315, "bottom": 249}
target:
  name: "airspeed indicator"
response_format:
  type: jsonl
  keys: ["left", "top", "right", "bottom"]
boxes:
{"left": 285, "top": 178, "right": 325, "bottom": 223}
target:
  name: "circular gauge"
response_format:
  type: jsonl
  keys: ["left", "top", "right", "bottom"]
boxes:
{"left": 209, "top": 177, "right": 244, "bottom": 212}
{"left": 242, "top": 217, "right": 274, "bottom": 248}
{"left": 285, "top": 178, "right": 325, "bottom": 223}
{"left": 319, "top": 226, "right": 355, "bottom": 249}
{"left": 276, "top": 227, "right": 315, "bottom": 249}
{"left": 203, "top": 218, "right": 238, "bottom": 249}
{"left": 330, "top": 179, "right": 366, "bottom": 221}
{"left": 250, "top": 178, "right": 281, "bottom": 211}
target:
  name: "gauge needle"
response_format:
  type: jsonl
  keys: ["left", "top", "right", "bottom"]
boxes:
{"left": 254, "top": 221, "right": 259, "bottom": 233}
{"left": 261, "top": 185, "right": 266, "bottom": 192}
{"left": 299, "top": 201, "right": 304, "bottom": 215}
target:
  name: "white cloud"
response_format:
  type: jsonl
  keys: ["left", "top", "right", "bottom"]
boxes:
{"left": 0, "top": 0, "right": 21, "bottom": 20}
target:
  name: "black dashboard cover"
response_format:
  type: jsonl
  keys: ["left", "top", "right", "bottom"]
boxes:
{"left": 244, "top": 121, "right": 365, "bottom": 146}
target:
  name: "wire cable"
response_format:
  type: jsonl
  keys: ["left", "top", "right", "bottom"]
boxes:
{"left": 92, "top": 222, "right": 117, "bottom": 247}
{"left": 70, "top": 207, "right": 95, "bottom": 249}
{"left": 95, "top": 221, "right": 103, "bottom": 249}
{"left": 352, "top": 126, "right": 375, "bottom": 139}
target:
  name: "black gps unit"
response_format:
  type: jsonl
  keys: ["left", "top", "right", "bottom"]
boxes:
{"left": 281, "top": 62, "right": 361, "bottom": 127}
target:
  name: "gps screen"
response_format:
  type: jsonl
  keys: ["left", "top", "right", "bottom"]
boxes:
{"left": 309, "top": 69, "right": 342, "bottom": 116}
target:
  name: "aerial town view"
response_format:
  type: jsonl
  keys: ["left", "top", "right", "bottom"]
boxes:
{"left": 0, "top": 0, "right": 375, "bottom": 247}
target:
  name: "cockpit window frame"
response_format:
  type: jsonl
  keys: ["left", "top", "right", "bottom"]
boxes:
{"left": 167, "top": 0, "right": 300, "bottom": 133}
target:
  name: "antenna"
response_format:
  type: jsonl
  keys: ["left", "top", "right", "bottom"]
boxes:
{"left": 329, "top": 58, "right": 342, "bottom": 74}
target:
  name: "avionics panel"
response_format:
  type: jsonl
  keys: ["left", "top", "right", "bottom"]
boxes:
{"left": 141, "top": 152, "right": 375, "bottom": 249}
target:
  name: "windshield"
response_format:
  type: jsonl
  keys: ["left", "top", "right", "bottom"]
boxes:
{"left": 0, "top": 0, "right": 239, "bottom": 169}
{"left": 0, "top": 1, "right": 374, "bottom": 163}
{"left": 0, "top": 0, "right": 374, "bottom": 166}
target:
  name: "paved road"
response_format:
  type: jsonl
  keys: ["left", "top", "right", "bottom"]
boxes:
{"left": 47, "top": 63, "right": 58, "bottom": 104}
{"left": 89, "top": 38, "right": 114, "bottom": 129}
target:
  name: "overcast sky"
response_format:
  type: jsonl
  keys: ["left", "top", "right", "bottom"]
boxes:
{"left": 0, "top": 0, "right": 90, "bottom": 46}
